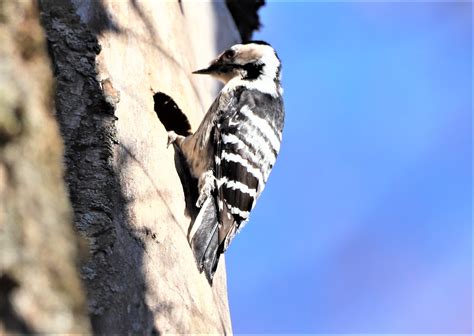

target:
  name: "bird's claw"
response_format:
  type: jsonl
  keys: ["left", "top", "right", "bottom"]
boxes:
{"left": 167, "top": 131, "right": 178, "bottom": 148}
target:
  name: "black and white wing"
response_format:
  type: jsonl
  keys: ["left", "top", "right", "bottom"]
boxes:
{"left": 214, "top": 88, "right": 284, "bottom": 250}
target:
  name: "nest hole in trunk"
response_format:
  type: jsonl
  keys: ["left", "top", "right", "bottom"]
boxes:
{"left": 152, "top": 91, "right": 199, "bottom": 225}
{"left": 153, "top": 92, "right": 191, "bottom": 136}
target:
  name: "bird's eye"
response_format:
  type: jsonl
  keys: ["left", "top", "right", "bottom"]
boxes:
{"left": 223, "top": 49, "right": 235, "bottom": 59}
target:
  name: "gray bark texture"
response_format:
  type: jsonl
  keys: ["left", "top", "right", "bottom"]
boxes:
{"left": 39, "top": 0, "right": 237, "bottom": 333}
{"left": 1, "top": 0, "right": 262, "bottom": 333}
{"left": 0, "top": 0, "right": 90, "bottom": 333}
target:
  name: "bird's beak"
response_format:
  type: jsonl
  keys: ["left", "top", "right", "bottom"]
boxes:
{"left": 192, "top": 67, "right": 213, "bottom": 75}
{"left": 192, "top": 59, "right": 222, "bottom": 75}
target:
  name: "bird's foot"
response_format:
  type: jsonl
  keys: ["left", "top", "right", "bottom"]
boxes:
{"left": 167, "top": 131, "right": 179, "bottom": 148}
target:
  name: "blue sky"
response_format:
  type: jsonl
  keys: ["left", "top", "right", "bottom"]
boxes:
{"left": 225, "top": 1, "right": 472, "bottom": 333}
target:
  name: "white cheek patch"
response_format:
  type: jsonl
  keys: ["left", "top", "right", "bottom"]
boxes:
{"left": 225, "top": 77, "right": 279, "bottom": 98}
{"left": 221, "top": 43, "right": 283, "bottom": 97}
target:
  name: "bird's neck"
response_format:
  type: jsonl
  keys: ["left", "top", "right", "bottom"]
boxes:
{"left": 224, "top": 71, "right": 282, "bottom": 98}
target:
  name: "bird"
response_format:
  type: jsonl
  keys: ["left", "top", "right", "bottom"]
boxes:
{"left": 167, "top": 41, "right": 284, "bottom": 283}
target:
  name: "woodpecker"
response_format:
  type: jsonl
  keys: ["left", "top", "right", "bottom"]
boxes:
{"left": 168, "top": 41, "right": 284, "bottom": 283}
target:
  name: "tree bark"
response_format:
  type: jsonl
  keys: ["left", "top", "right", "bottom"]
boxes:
{"left": 0, "top": 1, "right": 90, "bottom": 333}
{"left": 38, "top": 0, "right": 241, "bottom": 333}
{"left": 1, "top": 0, "right": 262, "bottom": 333}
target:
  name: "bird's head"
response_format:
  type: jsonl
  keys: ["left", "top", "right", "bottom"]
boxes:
{"left": 193, "top": 41, "right": 281, "bottom": 84}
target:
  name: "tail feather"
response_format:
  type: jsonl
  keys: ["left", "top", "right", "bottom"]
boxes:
{"left": 189, "top": 197, "right": 221, "bottom": 283}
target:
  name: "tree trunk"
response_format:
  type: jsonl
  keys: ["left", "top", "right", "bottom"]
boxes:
{"left": 1, "top": 0, "right": 260, "bottom": 333}
{"left": 0, "top": 0, "right": 90, "bottom": 333}
{"left": 39, "top": 0, "right": 242, "bottom": 334}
